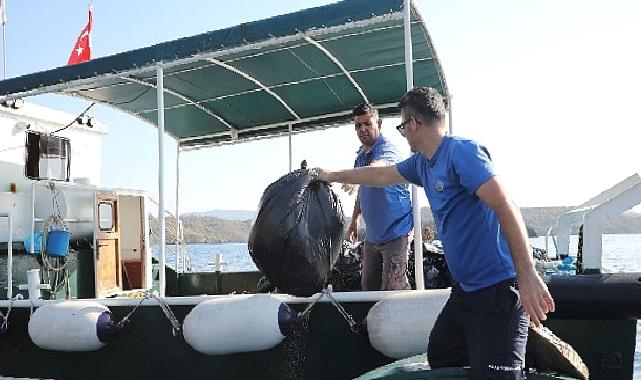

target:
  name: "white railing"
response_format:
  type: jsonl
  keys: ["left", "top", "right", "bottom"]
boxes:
{"left": 544, "top": 226, "right": 558, "bottom": 258}
{"left": 148, "top": 197, "right": 188, "bottom": 273}
{"left": 555, "top": 174, "right": 641, "bottom": 271}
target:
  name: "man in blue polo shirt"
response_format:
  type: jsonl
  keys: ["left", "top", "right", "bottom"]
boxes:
{"left": 348, "top": 103, "right": 413, "bottom": 291}
{"left": 314, "top": 88, "right": 554, "bottom": 379}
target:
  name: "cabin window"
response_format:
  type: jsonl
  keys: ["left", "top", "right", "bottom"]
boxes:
{"left": 98, "top": 202, "right": 114, "bottom": 231}
{"left": 25, "top": 131, "right": 71, "bottom": 181}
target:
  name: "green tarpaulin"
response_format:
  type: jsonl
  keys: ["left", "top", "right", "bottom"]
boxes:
{"left": 0, "top": 0, "right": 447, "bottom": 149}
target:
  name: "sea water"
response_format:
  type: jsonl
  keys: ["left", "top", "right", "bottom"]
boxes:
{"left": 157, "top": 234, "right": 641, "bottom": 379}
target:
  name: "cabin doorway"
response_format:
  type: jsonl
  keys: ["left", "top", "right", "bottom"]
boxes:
{"left": 95, "top": 195, "right": 122, "bottom": 297}
{"left": 118, "top": 195, "right": 146, "bottom": 290}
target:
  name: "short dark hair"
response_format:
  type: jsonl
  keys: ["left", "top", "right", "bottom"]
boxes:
{"left": 398, "top": 87, "right": 447, "bottom": 125}
{"left": 352, "top": 102, "right": 379, "bottom": 119}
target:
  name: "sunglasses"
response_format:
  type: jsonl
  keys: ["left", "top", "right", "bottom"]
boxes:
{"left": 395, "top": 118, "right": 410, "bottom": 137}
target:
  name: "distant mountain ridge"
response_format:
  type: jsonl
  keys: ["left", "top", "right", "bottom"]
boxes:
{"left": 183, "top": 209, "right": 256, "bottom": 221}
{"left": 157, "top": 207, "right": 641, "bottom": 244}
{"left": 150, "top": 215, "right": 253, "bottom": 244}
{"left": 421, "top": 206, "right": 641, "bottom": 237}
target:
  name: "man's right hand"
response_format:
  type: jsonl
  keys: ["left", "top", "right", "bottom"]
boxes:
{"left": 347, "top": 220, "right": 359, "bottom": 242}
{"left": 312, "top": 166, "right": 407, "bottom": 187}
{"left": 312, "top": 168, "right": 332, "bottom": 182}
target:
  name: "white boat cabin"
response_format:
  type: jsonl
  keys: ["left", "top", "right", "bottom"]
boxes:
{"left": 0, "top": 101, "right": 151, "bottom": 299}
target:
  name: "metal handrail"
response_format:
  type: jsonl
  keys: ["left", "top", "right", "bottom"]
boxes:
{"left": 545, "top": 226, "right": 558, "bottom": 259}
{"left": 148, "top": 197, "right": 178, "bottom": 219}
{"left": 1, "top": 212, "right": 13, "bottom": 298}
{"left": 148, "top": 198, "right": 188, "bottom": 273}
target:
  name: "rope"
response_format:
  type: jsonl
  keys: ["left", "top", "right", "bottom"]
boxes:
{"left": 40, "top": 183, "right": 69, "bottom": 272}
{"left": 298, "top": 291, "right": 325, "bottom": 319}
{"left": 298, "top": 286, "right": 360, "bottom": 334}
{"left": 115, "top": 292, "right": 153, "bottom": 330}
{"left": 324, "top": 288, "right": 360, "bottom": 334}
{"left": 33, "top": 183, "right": 71, "bottom": 299}
{"left": 112, "top": 291, "right": 181, "bottom": 339}
{"left": 151, "top": 292, "right": 182, "bottom": 338}
{"left": 0, "top": 294, "right": 23, "bottom": 333}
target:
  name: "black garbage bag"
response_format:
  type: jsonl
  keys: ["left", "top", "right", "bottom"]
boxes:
{"left": 327, "top": 241, "right": 363, "bottom": 292}
{"left": 407, "top": 241, "right": 451, "bottom": 289}
{"left": 248, "top": 169, "right": 344, "bottom": 296}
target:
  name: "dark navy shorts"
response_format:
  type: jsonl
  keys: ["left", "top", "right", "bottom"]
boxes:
{"left": 427, "top": 278, "right": 529, "bottom": 379}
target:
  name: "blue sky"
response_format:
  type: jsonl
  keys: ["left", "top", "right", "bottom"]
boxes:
{"left": 4, "top": 1, "right": 641, "bottom": 214}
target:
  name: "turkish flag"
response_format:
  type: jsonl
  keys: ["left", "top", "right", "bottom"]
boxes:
{"left": 67, "top": 7, "right": 92, "bottom": 65}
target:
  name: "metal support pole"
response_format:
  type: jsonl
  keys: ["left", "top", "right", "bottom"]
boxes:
{"left": 7, "top": 212, "right": 12, "bottom": 299}
{"left": 181, "top": 220, "right": 186, "bottom": 272}
{"left": 30, "top": 183, "right": 35, "bottom": 254}
{"left": 404, "top": 0, "right": 424, "bottom": 290}
{"left": 143, "top": 195, "right": 152, "bottom": 289}
{"left": 288, "top": 124, "right": 293, "bottom": 172}
{"left": 156, "top": 65, "right": 166, "bottom": 297}
{"left": 175, "top": 145, "right": 180, "bottom": 274}
{"left": 92, "top": 191, "right": 98, "bottom": 292}
{"left": 1, "top": 212, "right": 13, "bottom": 299}
{"left": 2, "top": 23, "right": 6, "bottom": 79}
{"left": 404, "top": 0, "right": 414, "bottom": 90}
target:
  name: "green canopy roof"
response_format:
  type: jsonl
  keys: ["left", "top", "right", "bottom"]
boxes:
{"left": 0, "top": 0, "right": 448, "bottom": 149}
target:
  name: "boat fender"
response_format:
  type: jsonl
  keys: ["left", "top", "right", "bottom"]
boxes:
{"left": 367, "top": 289, "right": 450, "bottom": 359}
{"left": 28, "top": 300, "right": 116, "bottom": 351}
{"left": 183, "top": 294, "right": 298, "bottom": 355}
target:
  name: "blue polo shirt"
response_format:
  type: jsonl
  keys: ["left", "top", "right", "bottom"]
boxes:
{"left": 396, "top": 136, "right": 516, "bottom": 291}
{"left": 355, "top": 135, "right": 413, "bottom": 244}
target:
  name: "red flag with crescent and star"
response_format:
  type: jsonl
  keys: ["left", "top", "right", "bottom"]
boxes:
{"left": 67, "top": 7, "right": 92, "bottom": 65}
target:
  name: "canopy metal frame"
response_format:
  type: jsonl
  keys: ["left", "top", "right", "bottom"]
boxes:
{"left": 123, "top": 74, "right": 237, "bottom": 133}
{"left": 0, "top": 1, "right": 447, "bottom": 149}
{"left": 0, "top": 0, "right": 450, "bottom": 296}
{"left": 206, "top": 57, "right": 301, "bottom": 121}
{"left": 303, "top": 35, "right": 369, "bottom": 104}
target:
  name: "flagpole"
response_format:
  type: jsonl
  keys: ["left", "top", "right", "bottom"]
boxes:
{"left": 1, "top": 0, "right": 6, "bottom": 79}
{"left": 404, "top": 0, "right": 425, "bottom": 290}
{"left": 2, "top": 22, "right": 6, "bottom": 79}
{"left": 88, "top": 2, "right": 93, "bottom": 57}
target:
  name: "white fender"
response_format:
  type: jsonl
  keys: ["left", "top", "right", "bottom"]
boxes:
{"left": 183, "top": 294, "right": 298, "bottom": 355}
{"left": 28, "top": 300, "right": 115, "bottom": 352}
{"left": 367, "top": 289, "right": 450, "bottom": 359}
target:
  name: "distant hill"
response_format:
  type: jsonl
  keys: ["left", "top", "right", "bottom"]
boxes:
{"left": 150, "top": 215, "right": 253, "bottom": 244}
{"left": 422, "top": 206, "right": 641, "bottom": 237}
{"left": 520, "top": 206, "right": 641, "bottom": 236}
{"left": 183, "top": 209, "right": 256, "bottom": 221}
{"left": 153, "top": 207, "right": 641, "bottom": 244}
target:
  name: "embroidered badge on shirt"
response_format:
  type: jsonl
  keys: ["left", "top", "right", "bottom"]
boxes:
{"left": 435, "top": 181, "right": 445, "bottom": 192}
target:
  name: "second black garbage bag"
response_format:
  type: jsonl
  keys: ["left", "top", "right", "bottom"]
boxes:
{"left": 248, "top": 169, "right": 344, "bottom": 297}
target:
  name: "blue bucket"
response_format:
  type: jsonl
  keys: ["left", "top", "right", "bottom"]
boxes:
{"left": 46, "top": 230, "right": 71, "bottom": 257}
{"left": 23, "top": 232, "right": 42, "bottom": 254}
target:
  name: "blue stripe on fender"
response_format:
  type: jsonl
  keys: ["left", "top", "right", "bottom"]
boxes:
{"left": 278, "top": 303, "right": 298, "bottom": 336}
